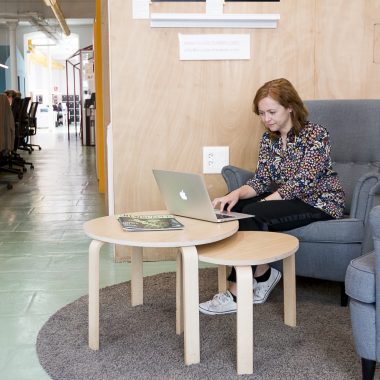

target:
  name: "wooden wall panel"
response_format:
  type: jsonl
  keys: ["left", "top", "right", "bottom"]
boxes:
{"left": 315, "top": 0, "right": 380, "bottom": 98}
{"left": 375, "top": 23, "right": 380, "bottom": 64}
{"left": 107, "top": 0, "right": 378, "bottom": 260}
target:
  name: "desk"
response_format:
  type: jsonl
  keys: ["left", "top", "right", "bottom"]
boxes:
{"left": 83, "top": 211, "right": 238, "bottom": 365}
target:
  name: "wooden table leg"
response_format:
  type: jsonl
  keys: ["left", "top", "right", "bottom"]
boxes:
{"left": 282, "top": 254, "right": 296, "bottom": 327}
{"left": 176, "top": 250, "right": 184, "bottom": 335}
{"left": 131, "top": 246, "right": 143, "bottom": 306}
{"left": 218, "top": 265, "right": 227, "bottom": 292}
{"left": 89, "top": 239, "right": 104, "bottom": 350}
{"left": 180, "top": 246, "right": 200, "bottom": 365}
{"left": 236, "top": 266, "right": 253, "bottom": 375}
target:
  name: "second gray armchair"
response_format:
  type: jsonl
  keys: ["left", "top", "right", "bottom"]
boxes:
{"left": 345, "top": 205, "right": 380, "bottom": 380}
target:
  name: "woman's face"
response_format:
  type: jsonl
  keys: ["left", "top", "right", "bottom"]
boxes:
{"left": 257, "top": 96, "right": 292, "bottom": 136}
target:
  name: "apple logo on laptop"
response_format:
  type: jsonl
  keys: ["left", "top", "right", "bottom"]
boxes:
{"left": 179, "top": 190, "right": 188, "bottom": 200}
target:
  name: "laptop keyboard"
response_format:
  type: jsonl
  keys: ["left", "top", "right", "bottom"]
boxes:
{"left": 216, "top": 213, "right": 234, "bottom": 220}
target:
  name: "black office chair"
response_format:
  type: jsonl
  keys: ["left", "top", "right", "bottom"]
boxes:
{"left": 26, "top": 102, "right": 41, "bottom": 151}
{"left": 11, "top": 97, "right": 22, "bottom": 124}
{"left": 9, "top": 97, "right": 34, "bottom": 171}
{"left": 15, "top": 97, "right": 33, "bottom": 154}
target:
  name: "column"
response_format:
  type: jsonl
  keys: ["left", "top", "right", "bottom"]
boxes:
{"left": 6, "top": 20, "right": 18, "bottom": 90}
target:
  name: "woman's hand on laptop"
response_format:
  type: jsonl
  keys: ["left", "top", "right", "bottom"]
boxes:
{"left": 212, "top": 185, "right": 256, "bottom": 212}
{"left": 212, "top": 192, "right": 239, "bottom": 213}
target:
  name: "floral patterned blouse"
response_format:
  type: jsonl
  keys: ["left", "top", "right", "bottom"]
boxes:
{"left": 246, "top": 121, "right": 345, "bottom": 218}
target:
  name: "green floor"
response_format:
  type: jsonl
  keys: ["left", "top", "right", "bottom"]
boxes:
{"left": 0, "top": 128, "right": 179, "bottom": 380}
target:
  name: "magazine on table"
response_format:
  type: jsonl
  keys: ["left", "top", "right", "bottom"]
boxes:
{"left": 117, "top": 214, "right": 184, "bottom": 231}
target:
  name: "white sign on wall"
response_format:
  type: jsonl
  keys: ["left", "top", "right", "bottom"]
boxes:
{"left": 84, "top": 62, "right": 94, "bottom": 80}
{"left": 132, "top": 0, "right": 149, "bottom": 19}
{"left": 178, "top": 34, "right": 250, "bottom": 61}
{"left": 206, "top": 0, "right": 224, "bottom": 15}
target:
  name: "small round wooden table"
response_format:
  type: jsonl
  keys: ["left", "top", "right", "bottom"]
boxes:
{"left": 197, "top": 231, "right": 299, "bottom": 375}
{"left": 83, "top": 211, "right": 238, "bottom": 365}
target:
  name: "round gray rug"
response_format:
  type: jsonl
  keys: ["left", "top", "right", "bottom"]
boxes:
{"left": 37, "top": 268, "right": 361, "bottom": 379}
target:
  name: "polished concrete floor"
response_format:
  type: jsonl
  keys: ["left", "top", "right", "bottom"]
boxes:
{"left": 0, "top": 128, "right": 178, "bottom": 380}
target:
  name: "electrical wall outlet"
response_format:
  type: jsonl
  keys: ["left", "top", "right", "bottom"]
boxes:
{"left": 203, "top": 146, "right": 229, "bottom": 174}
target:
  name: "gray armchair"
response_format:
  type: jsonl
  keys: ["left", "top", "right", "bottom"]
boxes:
{"left": 222, "top": 100, "right": 380, "bottom": 305}
{"left": 345, "top": 205, "right": 380, "bottom": 380}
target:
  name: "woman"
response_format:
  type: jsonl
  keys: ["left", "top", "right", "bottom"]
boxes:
{"left": 199, "top": 78, "right": 345, "bottom": 315}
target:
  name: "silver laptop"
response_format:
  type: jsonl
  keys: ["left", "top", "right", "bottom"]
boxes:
{"left": 152, "top": 169, "right": 253, "bottom": 223}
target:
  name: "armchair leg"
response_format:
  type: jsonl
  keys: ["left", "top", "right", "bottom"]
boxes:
{"left": 340, "top": 282, "right": 348, "bottom": 307}
{"left": 361, "top": 358, "right": 376, "bottom": 380}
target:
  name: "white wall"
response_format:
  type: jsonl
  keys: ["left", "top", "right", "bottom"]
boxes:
{"left": 16, "top": 24, "right": 94, "bottom": 59}
{"left": 4, "top": 48, "right": 25, "bottom": 95}
{"left": 70, "top": 25, "right": 94, "bottom": 49}
{"left": 0, "top": 26, "right": 8, "bottom": 44}
{"left": 24, "top": 31, "right": 79, "bottom": 99}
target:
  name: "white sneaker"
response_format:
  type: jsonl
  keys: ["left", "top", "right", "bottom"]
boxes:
{"left": 199, "top": 291, "right": 237, "bottom": 315}
{"left": 253, "top": 268, "right": 281, "bottom": 304}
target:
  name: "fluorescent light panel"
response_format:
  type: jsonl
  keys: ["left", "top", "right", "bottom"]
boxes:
{"left": 43, "top": 0, "right": 71, "bottom": 36}
{"left": 0, "top": 63, "right": 9, "bottom": 69}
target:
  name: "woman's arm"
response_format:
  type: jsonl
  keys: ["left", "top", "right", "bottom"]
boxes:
{"left": 246, "top": 133, "right": 273, "bottom": 195}
{"left": 277, "top": 125, "right": 330, "bottom": 200}
{"left": 212, "top": 185, "right": 257, "bottom": 212}
{"left": 261, "top": 190, "right": 282, "bottom": 201}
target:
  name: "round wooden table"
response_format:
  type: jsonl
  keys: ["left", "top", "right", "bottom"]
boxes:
{"left": 83, "top": 211, "right": 238, "bottom": 365}
{"left": 197, "top": 231, "right": 299, "bottom": 374}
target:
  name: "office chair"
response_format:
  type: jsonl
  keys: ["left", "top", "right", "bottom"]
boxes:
{"left": 9, "top": 97, "right": 34, "bottom": 171}
{"left": 15, "top": 97, "right": 33, "bottom": 154}
{"left": 26, "top": 102, "right": 41, "bottom": 151}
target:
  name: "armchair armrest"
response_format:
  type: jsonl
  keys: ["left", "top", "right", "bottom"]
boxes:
{"left": 221, "top": 165, "right": 254, "bottom": 192}
{"left": 350, "top": 173, "right": 380, "bottom": 253}
{"left": 369, "top": 206, "right": 380, "bottom": 361}
{"left": 350, "top": 173, "right": 380, "bottom": 220}
{"left": 371, "top": 206, "right": 380, "bottom": 247}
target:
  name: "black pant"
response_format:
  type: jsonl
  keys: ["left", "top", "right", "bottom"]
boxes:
{"left": 227, "top": 194, "right": 333, "bottom": 282}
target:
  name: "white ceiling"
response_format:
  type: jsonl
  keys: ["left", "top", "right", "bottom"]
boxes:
{"left": 0, "top": 0, "right": 95, "bottom": 34}
{"left": 0, "top": 1, "right": 95, "bottom": 61}
{"left": 0, "top": 1, "right": 95, "bottom": 20}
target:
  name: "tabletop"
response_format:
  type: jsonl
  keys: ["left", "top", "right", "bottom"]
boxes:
{"left": 197, "top": 231, "right": 299, "bottom": 266}
{"left": 83, "top": 211, "right": 239, "bottom": 248}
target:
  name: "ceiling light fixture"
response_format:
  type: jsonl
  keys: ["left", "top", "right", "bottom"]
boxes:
{"left": 0, "top": 63, "right": 9, "bottom": 69}
{"left": 43, "top": 0, "right": 71, "bottom": 36}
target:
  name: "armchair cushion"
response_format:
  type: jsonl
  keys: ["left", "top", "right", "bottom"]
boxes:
{"left": 286, "top": 218, "right": 364, "bottom": 243}
{"left": 345, "top": 252, "right": 375, "bottom": 304}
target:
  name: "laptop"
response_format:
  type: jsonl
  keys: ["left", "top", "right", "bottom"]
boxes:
{"left": 152, "top": 169, "right": 254, "bottom": 223}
